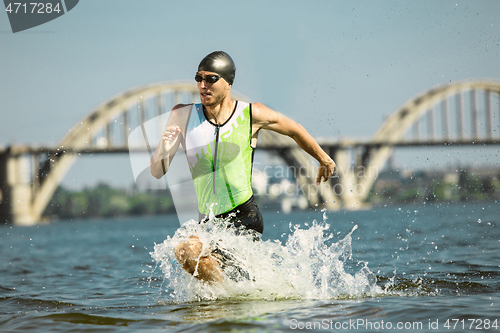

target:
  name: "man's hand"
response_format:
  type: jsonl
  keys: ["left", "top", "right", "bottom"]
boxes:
{"left": 316, "top": 159, "right": 336, "bottom": 185}
{"left": 158, "top": 125, "right": 181, "bottom": 157}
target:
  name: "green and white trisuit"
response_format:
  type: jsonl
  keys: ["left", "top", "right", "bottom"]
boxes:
{"left": 183, "top": 101, "right": 263, "bottom": 233}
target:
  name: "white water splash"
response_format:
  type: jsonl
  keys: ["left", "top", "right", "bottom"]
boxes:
{"left": 151, "top": 216, "right": 381, "bottom": 303}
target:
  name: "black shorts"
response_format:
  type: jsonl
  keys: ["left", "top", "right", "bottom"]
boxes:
{"left": 199, "top": 195, "right": 264, "bottom": 234}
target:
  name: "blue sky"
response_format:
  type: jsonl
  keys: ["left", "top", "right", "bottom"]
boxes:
{"left": 1, "top": 0, "right": 499, "bottom": 189}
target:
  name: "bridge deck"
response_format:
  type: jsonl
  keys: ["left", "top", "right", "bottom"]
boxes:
{"left": 2, "top": 138, "right": 499, "bottom": 156}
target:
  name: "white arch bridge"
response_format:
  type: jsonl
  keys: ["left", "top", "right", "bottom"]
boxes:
{"left": 1, "top": 79, "right": 499, "bottom": 225}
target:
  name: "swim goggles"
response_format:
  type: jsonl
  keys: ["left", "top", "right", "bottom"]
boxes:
{"left": 195, "top": 74, "right": 222, "bottom": 84}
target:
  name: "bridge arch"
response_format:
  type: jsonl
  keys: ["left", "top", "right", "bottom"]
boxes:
{"left": 355, "top": 79, "right": 500, "bottom": 205}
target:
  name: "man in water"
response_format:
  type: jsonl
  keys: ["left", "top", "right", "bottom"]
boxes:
{"left": 150, "top": 51, "right": 336, "bottom": 282}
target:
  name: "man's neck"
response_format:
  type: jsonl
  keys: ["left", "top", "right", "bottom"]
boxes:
{"left": 205, "top": 98, "right": 235, "bottom": 125}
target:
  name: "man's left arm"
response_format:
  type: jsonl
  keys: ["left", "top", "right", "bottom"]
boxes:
{"left": 252, "top": 103, "right": 336, "bottom": 185}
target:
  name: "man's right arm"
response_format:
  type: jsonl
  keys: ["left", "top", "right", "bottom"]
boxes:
{"left": 150, "top": 104, "right": 189, "bottom": 179}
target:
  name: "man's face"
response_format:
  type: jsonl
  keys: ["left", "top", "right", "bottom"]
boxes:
{"left": 196, "top": 71, "right": 230, "bottom": 107}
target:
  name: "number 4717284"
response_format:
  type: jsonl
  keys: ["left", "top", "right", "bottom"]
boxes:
{"left": 444, "top": 319, "right": 498, "bottom": 330}
{"left": 5, "top": 2, "right": 62, "bottom": 14}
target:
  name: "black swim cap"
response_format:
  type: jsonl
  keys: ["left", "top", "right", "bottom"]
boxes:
{"left": 197, "top": 51, "right": 236, "bottom": 85}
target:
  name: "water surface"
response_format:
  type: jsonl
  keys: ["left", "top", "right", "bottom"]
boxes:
{"left": 1, "top": 202, "right": 499, "bottom": 332}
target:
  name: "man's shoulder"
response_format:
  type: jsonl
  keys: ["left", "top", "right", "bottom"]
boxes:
{"left": 250, "top": 103, "right": 273, "bottom": 119}
{"left": 251, "top": 102, "right": 265, "bottom": 109}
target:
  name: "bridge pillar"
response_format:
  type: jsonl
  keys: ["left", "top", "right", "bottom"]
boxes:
{"left": 333, "top": 149, "right": 356, "bottom": 209}
{"left": 0, "top": 149, "right": 37, "bottom": 226}
{"left": 332, "top": 148, "right": 372, "bottom": 210}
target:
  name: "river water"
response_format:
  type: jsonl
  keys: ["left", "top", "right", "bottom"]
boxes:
{"left": 1, "top": 201, "right": 499, "bottom": 332}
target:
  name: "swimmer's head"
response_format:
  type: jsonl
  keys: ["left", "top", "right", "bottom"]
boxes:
{"left": 197, "top": 51, "right": 236, "bottom": 86}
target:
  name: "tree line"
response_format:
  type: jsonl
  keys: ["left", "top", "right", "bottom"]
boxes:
{"left": 43, "top": 183, "right": 174, "bottom": 220}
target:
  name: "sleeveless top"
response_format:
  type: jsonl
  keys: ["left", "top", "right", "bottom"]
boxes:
{"left": 183, "top": 101, "right": 254, "bottom": 216}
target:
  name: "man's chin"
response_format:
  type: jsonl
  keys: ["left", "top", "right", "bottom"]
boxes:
{"left": 201, "top": 99, "right": 216, "bottom": 107}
